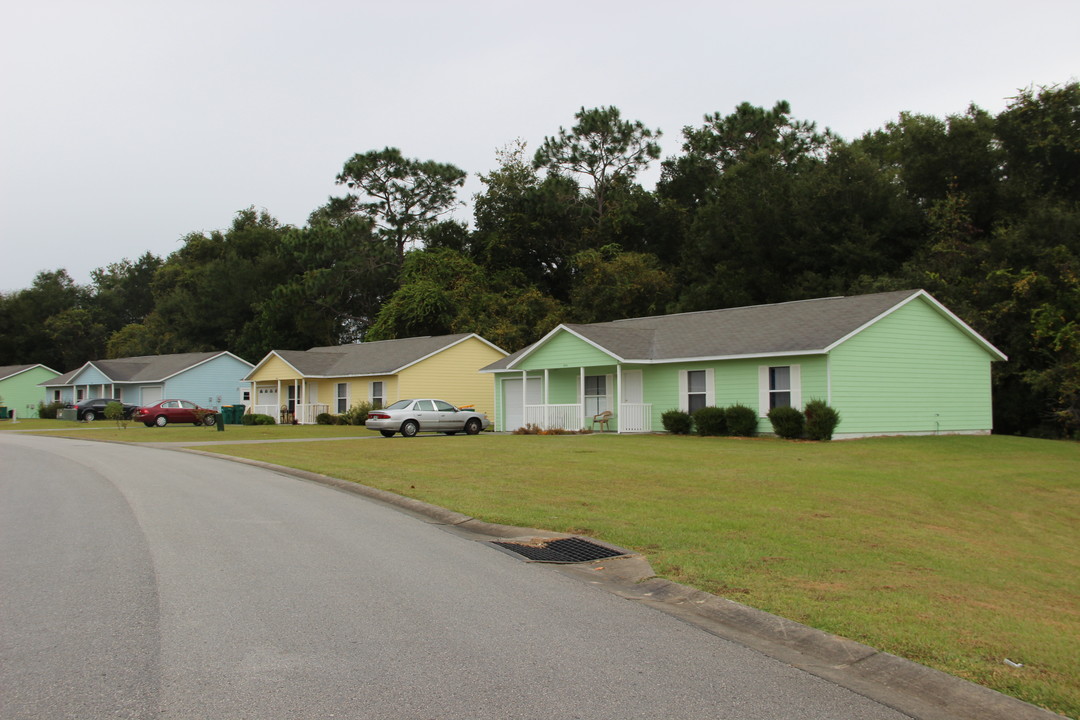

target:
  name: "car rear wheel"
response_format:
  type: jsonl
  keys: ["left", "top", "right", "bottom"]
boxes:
{"left": 400, "top": 420, "right": 419, "bottom": 438}
{"left": 202, "top": 415, "right": 216, "bottom": 426}
{"left": 380, "top": 430, "right": 395, "bottom": 438}
{"left": 464, "top": 418, "right": 482, "bottom": 435}
{"left": 155, "top": 415, "right": 168, "bottom": 427}
{"left": 82, "top": 410, "right": 96, "bottom": 422}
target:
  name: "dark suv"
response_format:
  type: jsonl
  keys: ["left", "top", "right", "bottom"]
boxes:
{"left": 68, "top": 398, "right": 138, "bottom": 422}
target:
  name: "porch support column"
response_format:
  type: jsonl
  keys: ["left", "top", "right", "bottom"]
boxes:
{"left": 277, "top": 379, "right": 282, "bottom": 418}
{"left": 521, "top": 369, "right": 527, "bottom": 430}
{"left": 580, "top": 366, "right": 586, "bottom": 431}
{"left": 616, "top": 364, "right": 623, "bottom": 434}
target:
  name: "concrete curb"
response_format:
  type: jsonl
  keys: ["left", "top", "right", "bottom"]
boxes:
{"left": 172, "top": 446, "right": 1063, "bottom": 720}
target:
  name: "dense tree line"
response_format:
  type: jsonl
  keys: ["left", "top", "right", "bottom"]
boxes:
{"left": 2, "top": 84, "right": 1077, "bottom": 436}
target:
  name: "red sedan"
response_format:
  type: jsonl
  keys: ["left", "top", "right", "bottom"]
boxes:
{"left": 136, "top": 400, "right": 219, "bottom": 427}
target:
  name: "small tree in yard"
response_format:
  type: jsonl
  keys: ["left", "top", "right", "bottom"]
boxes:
{"left": 105, "top": 401, "right": 129, "bottom": 430}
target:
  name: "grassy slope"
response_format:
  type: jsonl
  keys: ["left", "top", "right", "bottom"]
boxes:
{"left": 201, "top": 434, "right": 1079, "bottom": 716}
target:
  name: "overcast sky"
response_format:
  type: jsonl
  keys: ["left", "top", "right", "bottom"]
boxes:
{"left": 1, "top": 0, "right": 1077, "bottom": 292}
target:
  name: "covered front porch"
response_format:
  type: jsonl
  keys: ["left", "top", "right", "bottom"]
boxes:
{"left": 251, "top": 378, "right": 329, "bottom": 425}
{"left": 505, "top": 365, "right": 652, "bottom": 433}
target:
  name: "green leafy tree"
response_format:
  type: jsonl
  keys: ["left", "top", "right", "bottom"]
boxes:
{"left": 332, "top": 147, "right": 466, "bottom": 264}
{"left": 568, "top": 245, "right": 673, "bottom": 324}
{"left": 534, "top": 106, "right": 661, "bottom": 223}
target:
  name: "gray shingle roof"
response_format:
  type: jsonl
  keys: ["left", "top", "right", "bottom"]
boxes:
{"left": 43, "top": 351, "right": 245, "bottom": 385}
{"left": 0, "top": 364, "right": 55, "bottom": 382}
{"left": 259, "top": 334, "right": 483, "bottom": 378}
{"left": 485, "top": 289, "right": 982, "bottom": 370}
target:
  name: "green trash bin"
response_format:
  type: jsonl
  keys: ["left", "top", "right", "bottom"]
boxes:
{"left": 232, "top": 404, "right": 245, "bottom": 424}
{"left": 221, "top": 405, "right": 234, "bottom": 424}
{"left": 0, "top": 407, "right": 8, "bottom": 420}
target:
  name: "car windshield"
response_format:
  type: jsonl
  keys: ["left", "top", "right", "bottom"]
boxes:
{"left": 386, "top": 399, "right": 413, "bottom": 410}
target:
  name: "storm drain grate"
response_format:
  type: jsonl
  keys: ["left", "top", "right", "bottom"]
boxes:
{"left": 489, "top": 537, "right": 629, "bottom": 563}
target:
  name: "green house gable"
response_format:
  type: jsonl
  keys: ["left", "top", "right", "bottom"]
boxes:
{"left": 515, "top": 330, "right": 618, "bottom": 371}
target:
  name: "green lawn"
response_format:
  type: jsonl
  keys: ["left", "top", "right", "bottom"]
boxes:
{"left": 194, "top": 433, "right": 1079, "bottom": 717}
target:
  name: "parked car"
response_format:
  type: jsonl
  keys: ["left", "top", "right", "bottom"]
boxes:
{"left": 365, "top": 399, "right": 489, "bottom": 437}
{"left": 68, "top": 397, "right": 138, "bottom": 422}
{"left": 136, "top": 399, "right": 220, "bottom": 427}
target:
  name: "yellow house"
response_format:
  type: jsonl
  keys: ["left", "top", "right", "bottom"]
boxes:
{"left": 243, "top": 334, "right": 507, "bottom": 424}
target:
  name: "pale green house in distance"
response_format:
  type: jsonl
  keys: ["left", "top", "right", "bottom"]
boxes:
{"left": 0, "top": 364, "right": 61, "bottom": 419}
{"left": 481, "top": 289, "right": 1008, "bottom": 438}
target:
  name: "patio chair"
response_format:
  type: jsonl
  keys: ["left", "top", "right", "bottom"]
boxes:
{"left": 592, "top": 410, "right": 613, "bottom": 432}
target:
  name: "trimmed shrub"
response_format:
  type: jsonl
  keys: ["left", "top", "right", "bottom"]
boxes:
{"left": 661, "top": 409, "right": 692, "bottom": 435}
{"left": 804, "top": 399, "right": 841, "bottom": 441}
{"left": 725, "top": 404, "right": 759, "bottom": 437}
{"left": 341, "top": 401, "right": 374, "bottom": 426}
{"left": 316, "top": 412, "right": 335, "bottom": 425}
{"left": 692, "top": 406, "right": 727, "bottom": 436}
{"left": 37, "top": 400, "right": 65, "bottom": 419}
{"left": 768, "top": 405, "right": 805, "bottom": 439}
{"left": 242, "top": 413, "right": 277, "bottom": 426}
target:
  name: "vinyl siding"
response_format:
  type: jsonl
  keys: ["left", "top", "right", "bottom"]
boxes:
{"left": 305, "top": 376, "right": 398, "bottom": 412}
{"left": 0, "top": 367, "right": 59, "bottom": 418}
{"left": 248, "top": 355, "right": 303, "bottom": 382}
{"left": 164, "top": 356, "right": 252, "bottom": 410}
{"left": 396, "top": 337, "right": 504, "bottom": 420}
{"left": 517, "top": 331, "right": 617, "bottom": 370}
{"left": 828, "top": 297, "right": 995, "bottom": 433}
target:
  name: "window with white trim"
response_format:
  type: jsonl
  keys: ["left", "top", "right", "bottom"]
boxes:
{"left": 370, "top": 381, "right": 384, "bottom": 409}
{"left": 336, "top": 383, "right": 349, "bottom": 414}
{"left": 584, "top": 375, "right": 607, "bottom": 416}
{"left": 679, "top": 368, "right": 714, "bottom": 412}
{"left": 758, "top": 364, "right": 801, "bottom": 416}
{"left": 687, "top": 370, "right": 707, "bottom": 413}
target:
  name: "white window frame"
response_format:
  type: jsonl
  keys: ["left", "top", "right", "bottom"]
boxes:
{"left": 336, "top": 382, "right": 350, "bottom": 414}
{"left": 758, "top": 364, "right": 801, "bottom": 417}
{"left": 583, "top": 374, "right": 611, "bottom": 416}
{"left": 370, "top": 381, "right": 384, "bottom": 409}
{"left": 677, "top": 368, "right": 715, "bottom": 412}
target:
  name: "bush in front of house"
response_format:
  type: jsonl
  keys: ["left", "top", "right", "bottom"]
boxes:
{"left": 37, "top": 400, "right": 65, "bottom": 419}
{"left": 692, "top": 406, "right": 727, "bottom": 436}
{"left": 768, "top": 405, "right": 805, "bottom": 439}
{"left": 242, "top": 413, "right": 277, "bottom": 425}
{"left": 105, "top": 401, "right": 129, "bottom": 429}
{"left": 661, "top": 409, "right": 693, "bottom": 435}
{"left": 725, "top": 404, "right": 759, "bottom": 437}
{"left": 804, "top": 399, "right": 841, "bottom": 441}
{"left": 316, "top": 412, "right": 335, "bottom": 425}
{"left": 341, "top": 401, "right": 373, "bottom": 426}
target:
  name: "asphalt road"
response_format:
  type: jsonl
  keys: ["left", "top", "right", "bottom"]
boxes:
{"left": 0, "top": 433, "right": 910, "bottom": 719}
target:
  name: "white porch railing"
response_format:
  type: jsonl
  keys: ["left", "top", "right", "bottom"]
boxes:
{"left": 525, "top": 404, "right": 584, "bottom": 431}
{"left": 251, "top": 403, "right": 330, "bottom": 424}
{"left": 619, "top": 403, "right": 653, "bottom": 433}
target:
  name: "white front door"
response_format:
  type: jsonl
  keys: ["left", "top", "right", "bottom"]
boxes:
{"left": 622, "top": 370, "right": 643, "bottom": 404}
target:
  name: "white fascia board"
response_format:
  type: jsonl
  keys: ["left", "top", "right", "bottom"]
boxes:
{"left": 243, "top": 351, "right": 306, "bottom": 381}
{"left": 822, "top": 290, "right": 1008, "bottom": 361}
{"left": 503, "top": 326, "right": 626, "bottom": 370}
{"left": 156, "top": 351, "right": 255, "bottom": 383}
{"left": 390, "top": 334, "right": 500, "bottom": 374}
{"left": 616, "top": 349, "right": 831, "bottom": 365}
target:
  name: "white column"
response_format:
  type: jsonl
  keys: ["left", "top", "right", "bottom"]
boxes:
{"left": 521, "top": 370, "right": 527, "bottom": 429}
{"left": 616, "top": 364, "right": 623, "bottom": 434}
{"left": 579, "top": 367, "right": 586, "bottom": 430}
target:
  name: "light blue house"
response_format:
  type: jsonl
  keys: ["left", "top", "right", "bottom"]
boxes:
{"left": 42, "top": 351, "right": 254, "bottom": 410}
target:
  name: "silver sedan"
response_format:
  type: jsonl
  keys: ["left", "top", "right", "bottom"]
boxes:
{"left": 365, "top": 399, "right": 490, "bottom": 438}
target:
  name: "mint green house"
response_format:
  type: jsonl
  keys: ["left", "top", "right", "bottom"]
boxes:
{"left": 0, "top": 364, "right": 61, "bottom": 419}
{"left": 481, "top": 290, "right": 1007, "bottom": 438}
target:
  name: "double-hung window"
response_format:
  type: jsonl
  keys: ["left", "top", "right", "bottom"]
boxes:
{"left": 687, "top": 370, "right": 708, "bottom": 413}
{"left": 758, "top": 364, "right": 801, "bottom": 416}
{"left": 584, "top": 375, "right": 607, "bottom": 416}
{"left": 336, "top": 383, "right": 349, "bottom": 414}
{"left": 370, "top": 381, "right": 384, "bottom": 409}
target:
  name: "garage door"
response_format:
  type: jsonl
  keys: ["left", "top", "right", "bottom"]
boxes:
{"left": 140, "top": 386, "right": 163, "bottom": 405}
{"left": 502, "top": 377, "right": 542, "bottom": 431}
